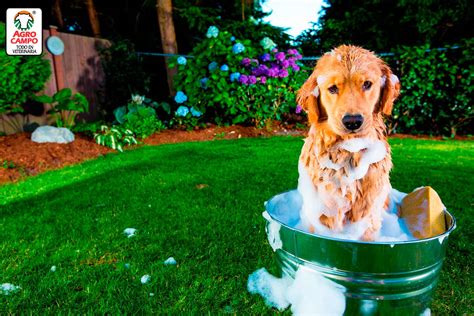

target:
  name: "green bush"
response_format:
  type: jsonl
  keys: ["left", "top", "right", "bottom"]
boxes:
{"left": 389, "top": 42, "right": 473, "bottom": 136}
{"left": 113, "top": 95, "right": 166, "bottom": 139}
{"left": 0, "top": 22, "right": 51, "bottom": 115}
{"left": 171, "top": 26, "right": 307, "bottom": 128}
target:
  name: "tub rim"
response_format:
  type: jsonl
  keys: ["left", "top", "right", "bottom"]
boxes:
{"left": 265, "top": 208, "right": 456, "bottom": 246}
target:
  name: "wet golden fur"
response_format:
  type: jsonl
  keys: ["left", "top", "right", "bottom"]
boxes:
{"left": 297, "top": 45, "right": 400, "bottom": 240}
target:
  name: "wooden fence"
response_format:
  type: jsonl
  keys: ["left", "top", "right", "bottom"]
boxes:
{"left": 0, "top": 28, "right": 109, "bottom": 134}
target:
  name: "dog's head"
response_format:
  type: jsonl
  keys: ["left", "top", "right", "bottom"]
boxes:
{"left": 297, "top": 45, "right": 400, "bottom": 136}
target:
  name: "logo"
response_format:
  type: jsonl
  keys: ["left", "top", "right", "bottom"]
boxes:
{"left": 14, "top": 10, "right": 34, "bottom": 31}
{"left": 6, "top": 8, "right": 42, "bottom": 56}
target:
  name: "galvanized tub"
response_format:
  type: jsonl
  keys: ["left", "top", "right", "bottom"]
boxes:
{"left": 264, "top": 190, "right": 456, "bottom": 316}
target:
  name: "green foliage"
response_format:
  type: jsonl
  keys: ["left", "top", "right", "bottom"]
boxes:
{"left": 389, "top": 42, "right": 473, "bottom": 136}
{"left": 175, "top": 4, "right": 291, "bottom": 50}
{"left": 171, "top": 28, "right": 307, "bottom": 128}
{"left": 113, "top": 95, "right": 166, "bottom": 139}
{"left": 34, "top": 88, "right": 89, "bottom": 128}
{"left": 0, "top": 22, "right": 51, "bottom": 114}
{"left": 99, "top": 39, "right": 150, "bottom": 118}
{"left": 296, "top": 0, "right": 474, "bottom": 55}
{"left": 71, "top": 121, "right": 105, "bottom": 137}
{"left": 1, "top": 160, "right": 15, "bottom": 169}
{"left": 93, "top": 125, "right": 138, "bottom": 152}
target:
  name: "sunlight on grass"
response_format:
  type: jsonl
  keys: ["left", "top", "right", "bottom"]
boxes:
{"left": 0, "top": 137, "right": 472, "bottom": 313}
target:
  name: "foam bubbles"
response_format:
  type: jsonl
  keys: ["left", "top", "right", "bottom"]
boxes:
{"left": 247, "top": 267, "right": 346, "bottom": 315}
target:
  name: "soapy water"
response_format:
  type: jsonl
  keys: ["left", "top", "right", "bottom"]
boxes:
{"left": 265, "top": 188, "right": 413, "bottom": 242}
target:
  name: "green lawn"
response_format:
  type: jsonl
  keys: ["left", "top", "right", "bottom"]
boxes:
{"left": 0, "top": 137, "right": 472, "bottom": 314}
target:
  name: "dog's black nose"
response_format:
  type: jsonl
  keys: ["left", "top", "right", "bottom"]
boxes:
{"left": 342, "top": 114, "right": 364, "bottom": 131}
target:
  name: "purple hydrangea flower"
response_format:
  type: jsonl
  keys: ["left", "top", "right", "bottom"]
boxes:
{"left": 275, "top": 52, "right": 285, "bottom": 61}
{"left": 287, "top": 49, "right": 298, "bottom": 55}
{"left": 272, "top": 48, "right": 278, "bottom": 53}
{"left": 294, "top": 53, "right": 303, "bottom": 60}
{"left": 281, "top": 59, "right": 290, "bottom": 68}
{"left": 292, "top": 64, "right": 300, "bottom": 71}
{"left": 267, "top": 66, "right": 279, "bottom": 78}
{"left": 241, "top": 58, "right": 251, "bottom": 67}
{"left": 174, "top": 91, "right": 187, "bottom": 104}
{"left": 260, "top": 53, "right": 271, "bottom": 62}
{"left": 278, "top": 69, "right": 289, "bottom": 78}
{"left": 260, "top": 76, "right": 267, "bottom": 84}
{"left": 295, "top": 104, "right": 303, "bottom": 114}
{"left": 176, "top": 105, "right": 189, "bottom": 117}
{"left": 239, "top": 74, "right": 249, "bottom": 85}
{"left": 232, "top": 43, "right": 245, "bottom": 54}
{"left": 248, "top": 75, "right": 257, "bottom": 85}
{"left": 252, "top": 65, "right": 269, "bottom": 77}
{"left": 230, "top": 72, "right": 241, "bottom": 82}
{"left": 220, "top": 64, "right": 229, "bottom": 72}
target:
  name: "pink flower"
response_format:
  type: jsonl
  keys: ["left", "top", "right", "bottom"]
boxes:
{"left": 296, "top": 104, "right": 303, "bottom": 114}
{"left": 260, "top": 76, "right": 267, "bottom": 84}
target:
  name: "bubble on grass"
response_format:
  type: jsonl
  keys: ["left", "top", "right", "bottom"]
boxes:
{"left": 1, "top": 283, "right": 21, "bottom": 295}
{"left": 50, "top": 265, "right": 57, "bottom": 272}
{"left": 124, "top": 228, "right": 137, "bottom": 238}
{"left": 141, "top": 274, "right": 151, "bottom": 284}
{"left": 164, "top": 257, "right": 177, "bottom": 265}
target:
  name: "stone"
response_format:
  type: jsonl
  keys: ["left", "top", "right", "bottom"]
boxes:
{"left": 31, "top": 126, "right": 74, "bottom": 144}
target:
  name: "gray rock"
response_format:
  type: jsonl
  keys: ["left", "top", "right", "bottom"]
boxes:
{"left": 31, "top": 126, "right": 75, "bottom": 144}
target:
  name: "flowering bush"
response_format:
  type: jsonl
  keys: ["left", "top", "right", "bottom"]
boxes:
{"left": 170, "top": 26, "right": 308, "bottom": 127}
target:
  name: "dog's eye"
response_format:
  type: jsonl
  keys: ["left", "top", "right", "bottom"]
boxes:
{"left": 328, "top": 85, "right": 338, "bottom": 94}
{"left": 362, "top": 81, "right": 372, "bottom": 91}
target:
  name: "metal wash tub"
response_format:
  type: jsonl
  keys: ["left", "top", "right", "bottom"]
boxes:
{"left": 264, "top": 190, "right": 456, "bottom": 315}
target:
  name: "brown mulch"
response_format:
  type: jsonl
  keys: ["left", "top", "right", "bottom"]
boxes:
{"left": 0, "top": 125, "right": 471, "bottom": 186}
{"left": 0, "top": 133, "right": 111, "bottom": 184}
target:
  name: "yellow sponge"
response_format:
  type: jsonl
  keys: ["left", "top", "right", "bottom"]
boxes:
{"left": 400, "top": 186, "right": 446, "bottom": 239}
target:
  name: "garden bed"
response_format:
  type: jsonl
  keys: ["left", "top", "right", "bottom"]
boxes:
{"left": 0, "top": 125, "right": 304, "bottom": 185}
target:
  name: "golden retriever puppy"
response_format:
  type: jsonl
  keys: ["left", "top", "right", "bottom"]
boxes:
{"left": 296, "top": 45, "right": 400, "bottom": 241}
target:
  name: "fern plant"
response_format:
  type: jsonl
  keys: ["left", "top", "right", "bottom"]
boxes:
{"left": 93, "top": 125, "right": 137, "bottom": 152}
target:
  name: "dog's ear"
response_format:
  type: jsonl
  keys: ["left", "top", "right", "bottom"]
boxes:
{"left": 296, "top": 71, "right": 323, "bottom": 123}
{"left": 378, "top": 64, "right": 401, "bottom": 116}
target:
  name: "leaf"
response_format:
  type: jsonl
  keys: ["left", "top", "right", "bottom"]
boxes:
{"left": 33, "top": 94, "right": 53, "bottom": 104}
{"left": 113, "top": 106, "right": 127, "bottom": 124}
{"left": 53, "top": 88, "right": 72, "bottom": 102}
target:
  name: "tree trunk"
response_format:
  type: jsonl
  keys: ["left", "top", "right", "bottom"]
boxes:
{"left": 156, "top": 0, "right": 178, "bottom": 96}
{"left": 85, "top": 0, "right": 101, "bottom": 37}
{"left": 52, "top": 0, "right": 64, "bottom": 28}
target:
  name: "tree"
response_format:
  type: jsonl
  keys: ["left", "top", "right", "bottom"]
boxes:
{"left": 295, "top": 0, "right": 474, "bottom": 54}
{"left": 156, "top": 0, "right": 178, "bottom": 95}
{"left": 85, "top": 0, "right": 101, "bottom": 37}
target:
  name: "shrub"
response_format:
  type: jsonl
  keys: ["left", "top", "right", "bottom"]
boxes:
{"left": 113, "top": 95, "right": 166, "bottom": 139}
{"left": 171, "top": 26, "right": 307, "bottom": 128}
{"left": 34, "top": 88, "right": 89, "bottom": 128}
{"left": 93, "top": 125, "right": 137, "bottom": 152}
{"left": 388, "top": 42, "right": 473, "bottom": 136}
{"left": 0, "top": 22, "right": 51, "bottom": 115}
